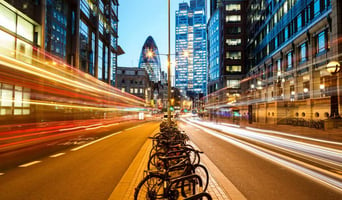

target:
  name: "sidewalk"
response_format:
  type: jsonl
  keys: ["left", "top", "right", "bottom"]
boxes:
{"left": 108, "top": 128, "right": 245, "bottom": 200}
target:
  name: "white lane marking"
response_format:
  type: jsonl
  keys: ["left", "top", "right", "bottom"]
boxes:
{"left": 19, "top": 161, "right": 42, "bottom": 168}
{"left": 0, "top": 173, "right": 4, "bottom": 176}
{"left": 71, "top": 131, "right": 123, "bottom": 151}
{"left": 50, "top": 153, "right": 65, "bottom": 158}
{"left": 125, "top": 127, "right": 137, "bottom": 131}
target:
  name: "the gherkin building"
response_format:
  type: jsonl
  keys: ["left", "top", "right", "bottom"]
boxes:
{"left": 138, "top": 36, "right": 161, "bottom": 82}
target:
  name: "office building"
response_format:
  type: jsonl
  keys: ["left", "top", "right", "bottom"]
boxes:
{"left": 206, "top": 0, "right": 342, "bottom": 128}
{"left": 244, "top": 0, "right": 341, "bottom": 125}
{"left": 116, "top": 67, "right": 152, "bottom": 104}
{"left": 207, "top": 0, "right": 247, "bottom": 96}
{"left": 0, "top": 0, "right": 122, "bottom": 120}
{"left": 0, "top": 0, "right": 121, "bottom": 86}
{"left": 175, "top": 0, "right": 207, "bottom": 96}
{"left": 138, "top": 36, "right": 162, "bottom": 83}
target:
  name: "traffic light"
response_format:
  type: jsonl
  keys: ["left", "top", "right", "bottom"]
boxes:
{"left": 171, "top": 98, "right": 175, "bottom": 106}
{"left": 170, "top": 106, "right": 174, "bottom": 111}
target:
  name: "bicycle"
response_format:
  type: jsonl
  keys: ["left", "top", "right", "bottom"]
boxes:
{"left": 134, "top": 155, "right": 208, "bottom": 200}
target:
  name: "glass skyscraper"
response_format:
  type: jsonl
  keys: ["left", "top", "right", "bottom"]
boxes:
{"left": 175, "top": 0, "right": 207, "bottom": 95}
{"left": 138, "top": 36, "right": 161, "bottom": 83}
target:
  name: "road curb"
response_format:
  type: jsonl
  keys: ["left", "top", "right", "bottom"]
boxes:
{"left": 108, "top": 128, "right": 158, "bottom": 200}
{"left": 189, "top": 142, "right": 247, "bottom": 200}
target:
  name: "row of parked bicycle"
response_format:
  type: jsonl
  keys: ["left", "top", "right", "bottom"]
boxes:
{"left": 285, "top": 118, "right": 325, "bottom": 129}
{"left": 134, "top": 121, "right": 212, "bottom": 200}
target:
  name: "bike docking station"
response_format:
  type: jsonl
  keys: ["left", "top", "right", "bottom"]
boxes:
{"left": 134, "top": 121, "right": 213, "bottom": 200}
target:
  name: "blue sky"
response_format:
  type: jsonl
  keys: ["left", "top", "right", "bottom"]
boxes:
{"left": 118, "top": 0, "right": 180, "bottom": 73}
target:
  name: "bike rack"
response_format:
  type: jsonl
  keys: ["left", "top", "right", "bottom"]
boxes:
{"left": 184, "top": 192, "right": 213, "bottom": 200}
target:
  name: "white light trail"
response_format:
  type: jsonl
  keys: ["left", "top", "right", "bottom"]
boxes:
{"left": 245, "top": 126, "right": 342, "bottom": 146}
{"left": 183, "top": 119, "right": 342, "bottom": 191}
{"left": 187, "top": 119, "right": 342, "bottom": 166}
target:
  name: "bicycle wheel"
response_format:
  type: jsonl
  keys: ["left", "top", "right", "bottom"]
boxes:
{"left": 192, "top": 164, "right": 209, "bottom": 192}
{"left": 180, "top": 164, "right": 209, "bottom": 197}
{"left": 134, "top": 174, "right": 164, "bottom": 200}
{"left": 147, "top": 152, "right": 164, "bottom": 171}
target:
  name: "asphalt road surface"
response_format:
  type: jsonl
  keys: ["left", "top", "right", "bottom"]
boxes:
{"left": 0, "top": 121, "right": 159, "bottom": 200}
{"left": 179, "top": 120, "right": 342, "bottom": 200}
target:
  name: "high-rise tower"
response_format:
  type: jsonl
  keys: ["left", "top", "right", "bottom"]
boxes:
{"left": 175, "top": 0, "right": 207, "bottom": 96}
{"left": 138, "top": 36, "right": 161, "bottom": 83}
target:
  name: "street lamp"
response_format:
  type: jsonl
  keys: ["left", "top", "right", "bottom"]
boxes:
{"left": 326, "top": 61, "right": 341, "bottom": 118}
{"left": 146, "top": 47, "right": 188, "bottom": 125}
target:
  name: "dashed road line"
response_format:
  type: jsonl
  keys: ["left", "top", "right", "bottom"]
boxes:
{"left": 71, "top": 131, "right": 123, "bottom": 151}
{"left": 50, "top": 153, "right": 65, "bottom": 158}
{"left": 85, "top": 126, "right": 100, "bottom": 130}
{"left": 0, "top": 173, "right": 4, "bottom": 176}
{"left": 19, "top": 161, "right": 42, "bottom": 168}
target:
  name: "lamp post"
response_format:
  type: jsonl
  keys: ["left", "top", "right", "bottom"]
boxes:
{"left": 326, "top": 61, "right": 341, "bottom": 118}
{"left": 167, "top": 0, "right": 171, "bottom": 125}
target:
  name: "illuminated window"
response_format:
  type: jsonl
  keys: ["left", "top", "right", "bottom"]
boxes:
{"left": 276, "top": 59, "right": 282, "bottom": 76}
{"left": 226, "top": 15, "right": 241, "bottom": 22}
{"left": 1, "top": 84, "right": 13, "bottom": 107}
{"left": 104, "top": 46, "right": 108, "bottom": 81}
{"left": 286, "top": 52, "right": 293, "bottom": 71}
{"left": 226, "top": 51, "right": 241, "bottom": 60}
{"left": 79, "top": 20, "right": 89, "bottom": 72}
{"left": 226, "top": 4, "right": 240, "bottom": 11}
{"left": 227, "top": 80, "right": 240, "bottom": 88}
{"left": 17, "top": 16, "right": 33, "bottom": 42}
{"left": 121, "top": 88, "right": 125, "bottom": 92}
{"left": 226, "top": 39, "right": 241, "bottom": 46}
{"left": 130, "top": 88, "right": 133, "bottom": 93}
{"left": 226, "top": 65, "right": 242, "bottom": 72}
{"left": 299, "top": 43, "right": 307, "bottom": 62}
{"left": 297, "top": 14, "right": 302, "bottom": 30}
{"left": 98, "top": 40, "right": 103, "bottom": 80}
{"left": 80, "top": 0, "right": 90, "bottom": 18}
{"left": 0, "top": 3, "right": 16, "bottom": 32}
{"left": 284, "top": 27, "right": 289, "bottom": 40}
{"left": 317, "top": 30, "right": 327, "bottom": 54}
{"left": 0, "top": 30, "right": 15, "bottom": 57}
{"left": 284, "top": 0, "right": 288, "bottom": 14}
{"left": 314, "top": 0, "right": 320, "bottom": 17}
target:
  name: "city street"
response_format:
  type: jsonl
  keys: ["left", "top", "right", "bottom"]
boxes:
{"left": 1, "top": 118, "right": 341, "bottom": 199}
{"left": 1, "top": 0, "right": 342, "bottom": 199}
{"left": 179, "top": 119, "right": 342, "bottom": 200}
{"left": 0, "top": 121, "right": 159, "bottom": 200}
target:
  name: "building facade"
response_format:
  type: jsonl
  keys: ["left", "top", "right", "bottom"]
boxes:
{"left": 205, "top": 0, "right": 342, "bottom": 128}
{"left": 1, "top": 0, "right": 121, "bottom": 86}
{"left": 116, "top": 67, "right": 152, "bottom": 105}
{"left": 0, "top": 0, "right": 122, "bottom": 121}
{"left": 207, "top": 0, "right": 247, "bottom": 96}
{"left": 138, "top": 36, "right": 162, "bottom": 83}
{"left": 243, "top": 0, "right": 342, "bottom": 125}
{"left": 175, "top": 0, "right": 207, "bottom": 96}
